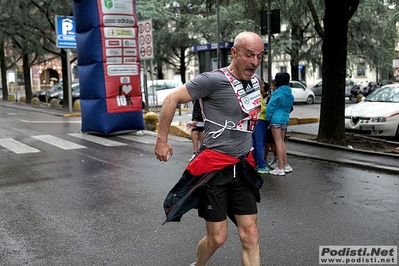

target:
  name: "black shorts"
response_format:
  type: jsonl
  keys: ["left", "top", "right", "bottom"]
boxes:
{"left": 192, "top": 126, "right": 204, "bottom": 132}
{"left": 198, "top": 165, "right": 258, "bottom": 222}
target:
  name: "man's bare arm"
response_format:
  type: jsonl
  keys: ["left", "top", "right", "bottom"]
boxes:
{"left": 154, "top": 85, "right": 193, "bottom": 162}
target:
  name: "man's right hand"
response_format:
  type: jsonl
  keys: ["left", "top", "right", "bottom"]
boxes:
{"left": 154, "top": 139, "right": 173, "bottom": 162}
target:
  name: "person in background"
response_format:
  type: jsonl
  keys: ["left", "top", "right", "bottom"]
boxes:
{"left": 189, "top": 99, "right": 204, "bottom": 161}
{"left": 266, "top": 72, "right": 294, "bottom": 176}
{"left": 252, "top": 79, "right": 269, "bottom": 174}
{"left": 154, "top": 31, "right": 265, "bottom": 266}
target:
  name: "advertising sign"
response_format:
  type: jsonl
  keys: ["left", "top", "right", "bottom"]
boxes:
{"left": 72, "top": 0, "right": 144, "bottom": 134}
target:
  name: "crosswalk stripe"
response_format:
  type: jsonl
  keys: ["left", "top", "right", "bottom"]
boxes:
{"left": 68, "top": 133, "right": 127, "bottom": 146}
{"left": 117, "top": 134, "right": 156, "bottom": 144}
{"left": 19, "top": 119, "right": 81, "bottom": 124}
{"left": 32, "top": 135, "right": 87, "bottom": 150}
{"left": 116, "top": 131, "right": 190, "bottom": 144}
{"left": 0, "top": 138, "right": 40, "bottom": 154}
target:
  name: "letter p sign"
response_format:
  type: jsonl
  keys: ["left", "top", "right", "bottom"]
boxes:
{"left": 62, "top": 18, "right": 74, "bottom": 35}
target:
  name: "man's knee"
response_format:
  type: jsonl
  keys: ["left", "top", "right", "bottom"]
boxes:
{"left": 207, "top": 230, "right": 227, "bottom": 249}
{"left": 238, "top": 221, "right": 259, "bottom": 247}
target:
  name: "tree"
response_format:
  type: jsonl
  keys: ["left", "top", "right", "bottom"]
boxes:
{"left": 137, "top": 0, "right": 205, "bottom": 83}
{"left": 346, "top": 0, "right": 398, "bottom": 81}
{"left": 27, "top": 0, "right": 73, "bottom": 108}
{"left": 307, "top": 0, "right": 360, "bottom": 144}
{"left": 0, "top": 32, "right": 13, "bottom": 101}
{"left": 306, "top": 0, "right": 398, "bottom": 144}
{"left": 137, "top": 0, "right": 263, "bottom": 83}
{"left": 0, "top": 0, "right": 73, "bottom": 105}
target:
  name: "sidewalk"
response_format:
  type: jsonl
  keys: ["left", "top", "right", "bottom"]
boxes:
{"left": 2, "top": 100, "right": 399, "bottom": 174}
{"left": 286, "top": 135, "right": 399, "bottom": 174}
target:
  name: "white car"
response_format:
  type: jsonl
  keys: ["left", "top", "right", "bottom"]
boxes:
{"left": 289, "top": 80, "right": 315, "bottom": 104}
{"left": 142, "top": 79, "right": 182, "bottom": 107}
{"left": 344, "top": 84, "right": 399, "bottom": 138}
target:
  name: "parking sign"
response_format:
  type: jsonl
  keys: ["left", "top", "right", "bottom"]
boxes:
{"left": 56, "top": 16, "right": 77, "bottom": 48}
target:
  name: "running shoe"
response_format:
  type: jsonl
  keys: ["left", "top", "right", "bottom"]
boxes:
{"left": 284, "top": 165, "right": 293, "bottom": 173}
{"left": 269, "top": 168, "right": 285, "bottom": 176}
{"left": 257, "top": 167, "right": 270, "bottom": 174}
{"left": 268, "top": 157, "right": 278, "bottom": 167}
{"left": 269, "top": 160, "right": 278, "bottom": 169}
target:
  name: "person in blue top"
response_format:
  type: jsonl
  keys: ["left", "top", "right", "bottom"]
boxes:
{"left": 252, "top": 78, "right": 269, "bottom": 174}
{"left": 266, "top": 72, "right": 295, "bottom": 176}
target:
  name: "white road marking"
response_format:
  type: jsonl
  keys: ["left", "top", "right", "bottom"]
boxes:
{"left": 117, "top": 131, "right": 190, "bottom": 144}
{"left": 117, "top": 134, "right": 156, "bottom": 144}
{"left": 32, "top": 135, "right": 86, "bottom": 150}
{"left": 18, "top": 120, "right": 81, "bottom": 123}
{"left": 0, "top": 138, "right": 40, "bottom": 154}
{"left": 68, "top": 133, "right": 127, "bottom": 146}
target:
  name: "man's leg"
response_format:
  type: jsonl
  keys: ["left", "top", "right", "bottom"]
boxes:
{"left": 195, "top": 220, "right": 228, "bottom": 266}
{"left": 190, "top": 130, "right": 199, "bottom": 153}
{"left": 235, "top": 214, "right": 260, "bottom": 266}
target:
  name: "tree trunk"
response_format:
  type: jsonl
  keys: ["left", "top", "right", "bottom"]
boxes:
{"left": 290, "top": 24, "right": 301, "bottom": 81}
{"left": 317, "top": 0, "right": 359, "bottom": 144}
{"left": 0, "top": 36, "right": 9, "bottom": 101}
{"left": 23, "top": 54, "right": 32, "bottom": 103}
{"left": 61, "top": 49, "right": 69, "bottom": 108}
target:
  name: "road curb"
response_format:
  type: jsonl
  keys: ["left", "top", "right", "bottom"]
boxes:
{"left": 166, "top": 117, "right": 319, "bottom": 139}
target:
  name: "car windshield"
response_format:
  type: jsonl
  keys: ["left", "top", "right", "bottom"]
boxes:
{"left": 345, "top": 79, "right": 354, "bottom": 86}
{"left": 148, "top": 81, "right": 181, "bottom": 91}
{"left": 48, "top": 84, "right": 63, "bottom": 93}
{"left": 365, "top": 85, "right": 399, "bottom": 103}
{"left": 289, "top": 81, "right": 306, "bottom": 89}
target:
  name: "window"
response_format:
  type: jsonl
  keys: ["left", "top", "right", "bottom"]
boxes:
{"left": 279, "top": 66, "right": 287, "bottom": 73}
{"left": 357, "top": 63, "right": 366, "bottom": 77}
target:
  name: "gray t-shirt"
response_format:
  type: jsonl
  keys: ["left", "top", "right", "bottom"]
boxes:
{"left": 186, "top": 69, "right": 258, "bottom": 157}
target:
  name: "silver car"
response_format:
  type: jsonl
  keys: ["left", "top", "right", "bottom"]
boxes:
{"left": 344, "top": 84, "right": 399, "bottom": 138}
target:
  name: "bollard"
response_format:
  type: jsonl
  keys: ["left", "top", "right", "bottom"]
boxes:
{"left": 143, "top": 111, "right": 159, "bottom": 131}
{"left": 50, "top": 98, "right": 60, "bottom": 107}
{"left": 31, "top": 97, "right": 41, "bottom": 106}
{"left": 73, "top": 99, "right": 81, "bottom": 111}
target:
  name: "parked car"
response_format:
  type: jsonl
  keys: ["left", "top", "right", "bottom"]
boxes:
{"left": 310, "top": 78, "right": 358, "bottom": 100}
{"left": 46, "top": 83, "right": 65, "bottom": 102}
{"left": 310, "top": 81, "right": 323, "bottom": 96}
{"left": 32, "top": 89, "right": 47, "bottom": 102}
{"left": 289, "top": 80, "right": 315, "bottom": 104}
{"left": 58, "top": 83, "right": 80, "bottom": 104}
{"left": 344, "top": 84, "right": 399, "bottom": 138}
{"left": 32, "top": 83, "right": 63, "bottom": 102}
{"left": 142, "top": 79, "right": 182, "bottom": 107}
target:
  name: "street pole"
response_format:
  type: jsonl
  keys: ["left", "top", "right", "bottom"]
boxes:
{"left": 14, "top": 54, "right": 18, "bottom": 102}
{"left": 66, "top": 49, "right": 72, "bottom": 113}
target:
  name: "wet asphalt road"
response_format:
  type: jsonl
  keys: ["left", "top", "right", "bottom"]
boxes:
{"left": 0, "top": 102, "right": 398, "bottom": 265}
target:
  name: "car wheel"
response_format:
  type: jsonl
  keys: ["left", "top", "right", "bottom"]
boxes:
{"left": 306, "top": 95, "right": 314, "bottom": 104}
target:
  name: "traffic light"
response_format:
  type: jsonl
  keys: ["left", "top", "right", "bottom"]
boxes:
{"left": 260, "top": 9, "right": 281, "bottom": 35}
